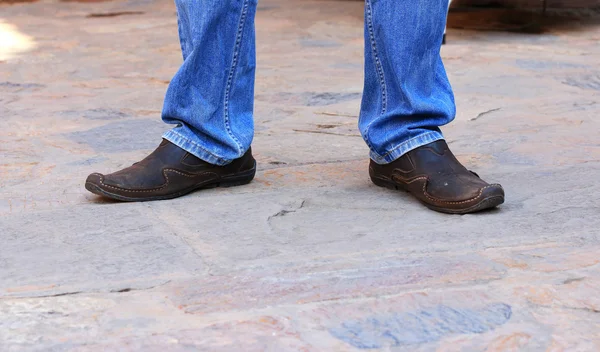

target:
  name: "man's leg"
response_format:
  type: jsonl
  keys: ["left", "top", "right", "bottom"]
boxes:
{"left": 163, "top": 0, "right": 257, "bottom": 166}
{"left": 85, "top": 0, "right": 258, "bottom": 202}
{"left": 362, "top": 0, "right": 504, "bottom": 214}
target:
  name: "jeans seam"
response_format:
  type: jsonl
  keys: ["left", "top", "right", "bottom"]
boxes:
{"left": 365, "top": 0, "right": 388, "bottom": 117}
{"left": 166, "top": 129, "right": 229, "bottom": 164}
{"left": 176, "top": 16, "right": 185, "bottom": 58}
{"left": 176, "top": 6, "right": 187, "bottom": 59}
{"left": 362, "top": 123, "right": 376, "bottom": 152}
{"left": 223, "top": 0, "right": 250, "bottom": 156}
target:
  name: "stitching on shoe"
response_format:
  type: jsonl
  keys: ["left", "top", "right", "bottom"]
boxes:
{"left": 419, "top": 146, "right": 448, "bottom": 157}
{"left": 98, "top": 175, "right": 168, "bottom": 193}
{"left": 164, "top": 169, "right": 206, "bottom": 177}
{"left": 403, "top": 176, "right": 428, "bottom": 184}
{"left": 422, "top": 183, "right": 503, "bottom": 205}
{"left": 95, "top": 170, "right": 212, "bottom": 193}
{"left": 392, "top": 174, "right": 426, "bottom": 184}
{"left": 394, "top": 173, "right": 503, "bottom": 205}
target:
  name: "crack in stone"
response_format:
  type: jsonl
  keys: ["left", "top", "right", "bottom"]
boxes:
{"left": 292, "top": 128, "right": 361, "bottom": 137}
{"left": 259, "top": 158, "right": 364, "bottom": 171}
{"left": 268, "top": 200, "right": 306, "bottom": 220}
{"left": 86, "top": 11, "right": 145, "bottom": 18}
{"left": 1, "top": 280, "right": 172, "bottom": 300}
{"left": 564, "top": 306, "right": 600, "bottom": 314}
{"left": 470, "top": 108, "right": 501, "bottom": 121}
{"left": 145, "top": 204, "right": 214, "bottom": 276}
{"left": 528, "top": 300, "right": 600, "bottom": 315}
{"left": 562, "top": 277, "right": 585, "bottom": 285}
{"left": 107, "top": 281, "right": 171, "bottom": 293}
{"left": 19, "top": 291, "right": 84, "bottom": 299}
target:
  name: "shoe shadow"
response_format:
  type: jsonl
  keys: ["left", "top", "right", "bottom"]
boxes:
{"left": 85, "top": 194, "right": 123, "bottom": 205}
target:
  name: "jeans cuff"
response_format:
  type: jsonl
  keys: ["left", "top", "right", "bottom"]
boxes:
{"left": 370, "top": 131, "right": 445, "bottom": 165}
{"left": 163, "top": 129, "right": 232, "bottom": 166}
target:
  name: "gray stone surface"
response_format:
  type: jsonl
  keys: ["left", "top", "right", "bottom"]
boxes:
{"left": 1, "top": 0, "right": 600, "bottom": 350}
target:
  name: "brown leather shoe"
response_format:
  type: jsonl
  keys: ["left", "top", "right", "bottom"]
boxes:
{"left": 85, "top": 139, "right": 256, "bottom": 202}
{"left": 369, "top": 140, "right": 504, "bottom": 214}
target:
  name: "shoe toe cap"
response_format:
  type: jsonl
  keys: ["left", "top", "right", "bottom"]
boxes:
{"left": 85, "top": 173, "right": 105, "bottom": 193}
{"left": 481, "top": 183, "right": 505, "bottom": 202}
{"left": 466, "top": 183, "right": 504, "bottom": 213}
{"left": 86, "top": 172, "right": 104, "bottom": 184}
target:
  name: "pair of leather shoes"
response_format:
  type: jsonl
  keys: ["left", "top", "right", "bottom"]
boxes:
{"left": 85, "top": 139, "right": 503, "bottom": 214}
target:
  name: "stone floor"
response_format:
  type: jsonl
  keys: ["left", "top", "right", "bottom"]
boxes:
{"left": 1, "top": 0, "right": 600, "bottom": 350}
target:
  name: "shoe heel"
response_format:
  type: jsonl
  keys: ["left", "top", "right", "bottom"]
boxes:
{"left": 219, "top": 164, "right": 256, "bottom": 188}
{"left": 370, "top": 176, "right": 399, "bottom": 191}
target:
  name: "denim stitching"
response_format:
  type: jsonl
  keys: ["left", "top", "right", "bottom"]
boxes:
{"left": 223, "top": 0, "right": 250, "bottom": 156}
{"left": 176, "top": 16, "right": 185, "bottom": 58}
{"left": 363, "top": 0, "right": 388, "bottom": 157}
{"left": 362, "top": 124, "right": 376, "bottom": 152}
{"left": 371, "top": 131, "right": 443, "bottom": 163}
{"left": 380, "top": 131, "right": 443, "bottom": 160}
{"left": 365, "top": 0, "right": 387, "bottom": 116}
{"left": 165, "top": 129, "right": 228, "bottom": 165}
{"left": 176, "top": 3, "right": 191, "bottom": 59}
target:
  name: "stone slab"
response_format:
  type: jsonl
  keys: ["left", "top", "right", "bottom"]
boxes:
{"left": 1, "top": 0, "right": 600, "bottom": 350}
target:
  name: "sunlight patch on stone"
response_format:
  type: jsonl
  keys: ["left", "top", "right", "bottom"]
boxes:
{"left": 0, "top": 20, "right": 36, "bottom": 61}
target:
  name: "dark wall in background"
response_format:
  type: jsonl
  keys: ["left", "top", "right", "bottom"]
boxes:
{"left": 452, "top": 0, "right": 600, "bottom": 8}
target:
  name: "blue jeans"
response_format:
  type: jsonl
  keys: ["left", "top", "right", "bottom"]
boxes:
{"left": 162, "top": 0, "right": 455, "bottom": 166}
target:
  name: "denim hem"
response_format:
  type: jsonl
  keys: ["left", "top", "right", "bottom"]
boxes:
{"left": 370, "top": 131, "right": 444, "bottom": 165}
{"left": 163, "top": 129, "right": 232, "bottom": 166}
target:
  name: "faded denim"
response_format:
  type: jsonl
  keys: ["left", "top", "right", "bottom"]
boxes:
{"left": 162, "top": 0, "right": 455, "bottom": 166}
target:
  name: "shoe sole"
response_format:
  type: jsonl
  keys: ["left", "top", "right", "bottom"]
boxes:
{"left": 85, "top": 163, "right": 256, "bottom": 202}
{"left": 371, "top": 176, "right": 504, "bottom": 215}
